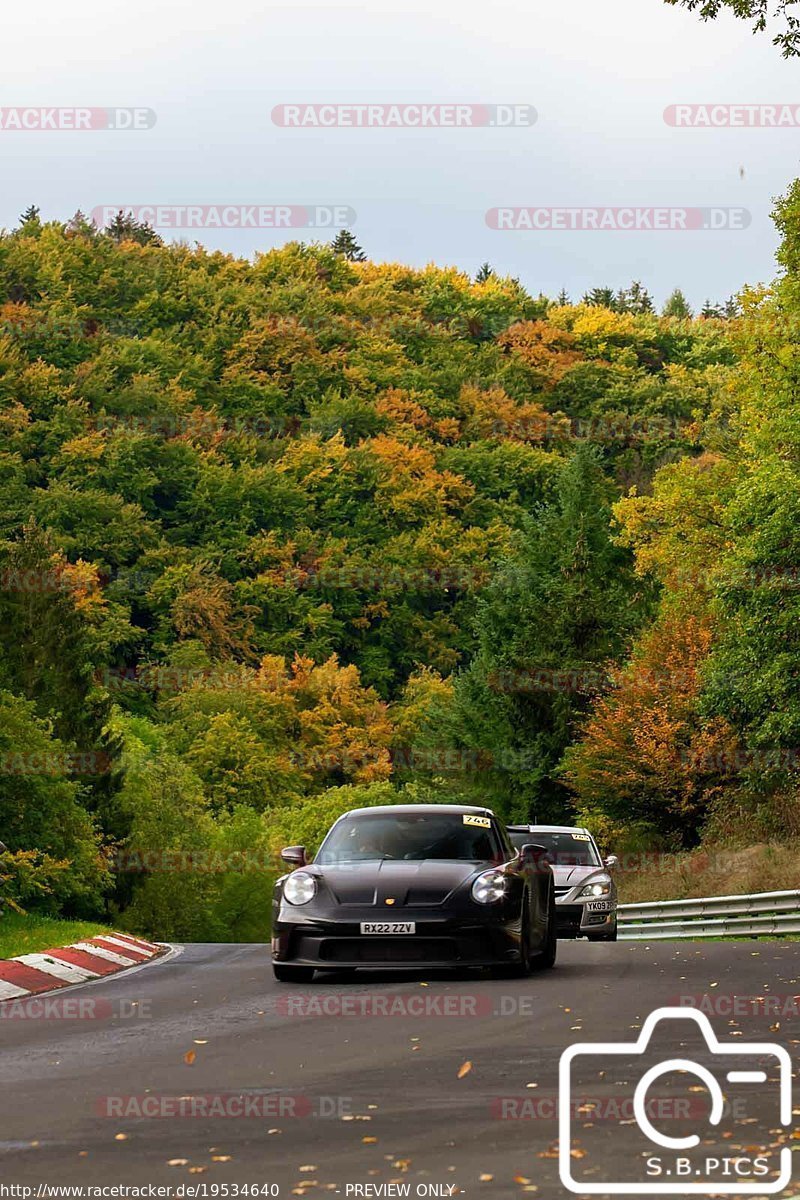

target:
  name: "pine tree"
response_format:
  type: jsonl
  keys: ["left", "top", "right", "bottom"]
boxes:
{"left": 582, "top": 287, "right": 617, "bottom": 310}
{"left": 662, "top": 288, "right": 693, "bottom": 318}
{"left": 448, "top": 446, "right": 652, "bottom": 821}
{"left": 618, "top": 280, "right": 655, "bottom": 314}
{"left": 18, "top": 205, "right": 41, "bottom": 230}
{"left": 475, "top": 262, "right": 494, "bottom": 283}
{"left": 700, "top": 299, "right": 724, "bottom": 319}
{"left": 556, "top": 288, "right": 570, "bottom": 306}
{"left": 66, "top": 210, "right": 97, "bottom": 238}
{"left": 105, "top": 209, "right": 162, "bottom": 246}
{"left": 331, "top": 229, "right": 366, "bottom": 262}
{"left": 723, "top": 295, "right": 741, "bottom": 319}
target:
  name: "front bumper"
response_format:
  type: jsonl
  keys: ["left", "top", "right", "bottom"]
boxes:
{"left": 554, "top": 891, "right": 617, "bottom": 938}
{"left": 272, "top": 910, "right": 525, "bottom": 969}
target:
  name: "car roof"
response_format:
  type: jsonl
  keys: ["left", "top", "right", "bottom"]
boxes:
{"left": 341, "top": 804, "right": 496, "bottom": 818}
{"left": 507, "top": 824, "right": 592, "bottom": 835}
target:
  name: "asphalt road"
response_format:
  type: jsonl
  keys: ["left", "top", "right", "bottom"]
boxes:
{"left": 1, "top": 941, "right": 799, "bottom": 1199}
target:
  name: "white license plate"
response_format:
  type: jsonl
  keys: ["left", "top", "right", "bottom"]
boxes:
{"left": 587, "top": 900, "right": 612, "bottom": 913}
{"left": 360, "top": 922, "right": 415, "bottom": 935}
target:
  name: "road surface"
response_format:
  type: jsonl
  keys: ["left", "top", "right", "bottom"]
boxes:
{"left": 1, "top": 941, "right": 798, "bottom": 1198}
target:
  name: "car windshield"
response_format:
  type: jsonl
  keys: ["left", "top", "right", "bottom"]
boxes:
{"left": 508, "top": 830, "right": 601, "bottom": 867}
{"left": 317, "top": 812, "right": 505, "bottom": 865}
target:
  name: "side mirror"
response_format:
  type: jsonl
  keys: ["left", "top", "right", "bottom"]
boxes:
{"left": 519, "top": 843, "right": 550, "bottom": 870}
{"left": 604, "top": 854, "right": 619, "bottom": 871}
{"left": 281, "top": 845, "right": 308, "bottom": 867}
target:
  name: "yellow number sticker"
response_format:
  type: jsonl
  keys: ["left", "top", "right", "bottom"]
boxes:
{"left": 463, "top": 814, "right": 491, "bottom": 828}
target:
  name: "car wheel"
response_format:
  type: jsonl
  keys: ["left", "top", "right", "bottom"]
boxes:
{"left": 273, "top": 963, "right": 316, "bottom": 983}
{"left": 533, "top": 888, "right": 558, "bottom": 969}
{"left": 499, "top": 893, "right": 534, "bottom": 978}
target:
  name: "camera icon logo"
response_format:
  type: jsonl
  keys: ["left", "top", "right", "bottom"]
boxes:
{"left": 558, "top": 1006, "right": 792, "bottom": 1194}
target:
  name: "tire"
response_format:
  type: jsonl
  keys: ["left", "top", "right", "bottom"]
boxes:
{"left": 493, "top": 893, "right": 534, "bottom": 978}
{"left": 533, "top": 888, "right": 558, "bottom": 969}
{"left": 273, "top": 963, "right": 316, "bottom": 983}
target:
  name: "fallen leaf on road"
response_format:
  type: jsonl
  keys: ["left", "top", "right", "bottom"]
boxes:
{"left": 457, "top": 1061, "right": 472, "bottom": 1078}
{"left": 114, "top": 1134, "right": 128, "bottom": 1142}
{"left": 479, "top": 1174, "right": 493, "bottom": 1182}
{"left": 184, "top": 1050, "right": 196, "bottom": 1066}
{"left": 513, "top": 1175, "right": 531, "bottom": 1184}
{"left": 362, "top": 1136, "right": 378, "bottom": 1144}
{"left": 168, "top": 1160, "right": 189, "bottom": 1167}
{"left": 212, "top": 1156, "right": 232, "bottom": 1163}
{"left": 188, "top": 1167, "right": 206, "bottom": 1175}
{"left": 299, "top": 1166, "right": 317, "bottom": 1172}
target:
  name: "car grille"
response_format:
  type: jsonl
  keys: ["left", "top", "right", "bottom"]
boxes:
{"left": 554, "top": 886, "right": 572, "bottom": 898}
{"left": 555, "top": 904, "right": 583, "bottom": 934}
{"left": 319, "top": 937, "right": 461, "bottom": 963}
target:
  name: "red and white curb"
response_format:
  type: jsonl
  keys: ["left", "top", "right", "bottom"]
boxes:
{"left": 0, "top": 933, "right": 165, "bottom": 1001}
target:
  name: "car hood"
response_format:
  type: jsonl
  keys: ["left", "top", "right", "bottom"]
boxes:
{"left": 312, "top": 859, "right": 487, "bottom": 907}
{"left": 551, "top": 864, "right": 606, "bottom": 888}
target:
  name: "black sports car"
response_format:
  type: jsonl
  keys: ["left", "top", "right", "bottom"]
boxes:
{"left": 271, "top": 803, "right": 557, "bottom": 982}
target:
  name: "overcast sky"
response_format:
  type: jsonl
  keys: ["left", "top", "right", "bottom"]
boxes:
{"left": 3, "top": 0, "right": 799, "bottom": 307}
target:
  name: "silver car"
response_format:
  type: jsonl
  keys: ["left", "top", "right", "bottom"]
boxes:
{"left": 507, "top": 824, "right": 618, "bottom": 941}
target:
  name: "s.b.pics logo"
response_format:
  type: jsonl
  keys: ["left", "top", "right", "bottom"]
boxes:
{"left": 559, "top": 1007, "right": 792, "bottom": 1194}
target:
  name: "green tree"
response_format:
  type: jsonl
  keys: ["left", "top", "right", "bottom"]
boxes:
{"left": 0, "top": 523, "right": 109, "bottom": 748}
{"left": 104, "top": 210, "right": 162, "bottom": 246}
{"left": 330, "top": 229, "right": 366, "bottom": 261}
{"left": 0, "top": 689, "right": 107, "bottom": 913}
{"left": 662, "top": 288, "right": 694, "bottom": 318}
{"left": 18, "top": 205, "right": 41, "bottom": 233}
{"left": 582, "top": 287, "right": 618, "bottom": 309}
{"left": 617, "top": 281, "right": 655, "bottom": 314}
{"left": 446, "top": 447, "right": 651, "bottom": 821}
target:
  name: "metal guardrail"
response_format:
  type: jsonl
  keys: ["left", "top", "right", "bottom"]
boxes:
{"left": 618, "top": 888, "right": 800, "bottom": 940}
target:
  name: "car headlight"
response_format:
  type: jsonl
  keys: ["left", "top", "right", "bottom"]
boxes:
{"left": 283, "top": 871, "right": 317, "bottom": 905}
{"left": 578, "top": 877, "right": 611, "bottom": 898}
{"left": 471, "top": 869, "right": 508, "bottom": 904}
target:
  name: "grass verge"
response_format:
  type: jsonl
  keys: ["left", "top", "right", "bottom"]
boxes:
{"left": 0, "top": 911, "right": 113, "bottom": 959}
{"left": 617, "top": 841, "right": 800, "bottom": 904}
